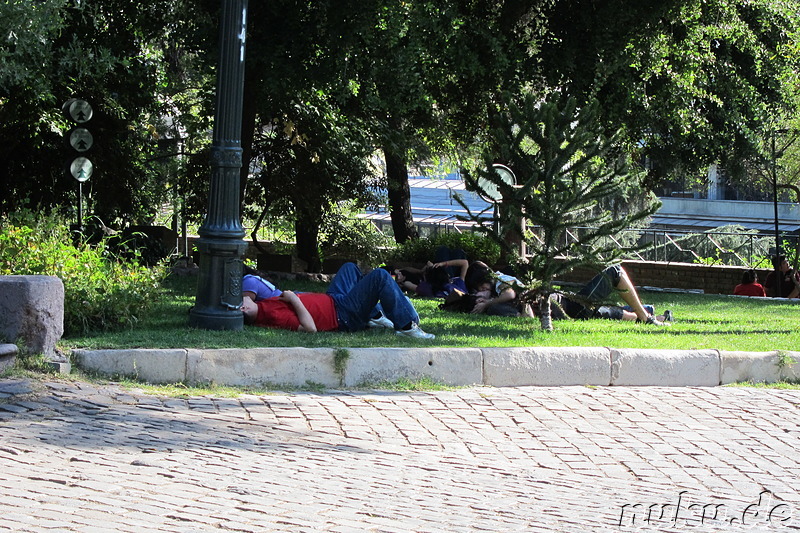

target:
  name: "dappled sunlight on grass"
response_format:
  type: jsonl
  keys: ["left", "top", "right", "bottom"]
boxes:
{"left": 62, "top": 273, "right": 800, "bottom": 352}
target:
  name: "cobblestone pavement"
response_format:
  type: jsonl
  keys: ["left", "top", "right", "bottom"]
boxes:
{"left": 1, "top": 378, "right": 799, "bottom": 532}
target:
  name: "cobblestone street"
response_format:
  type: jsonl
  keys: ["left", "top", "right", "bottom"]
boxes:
{"left": 1, "top": 378, "right": 799, "bottom": 532}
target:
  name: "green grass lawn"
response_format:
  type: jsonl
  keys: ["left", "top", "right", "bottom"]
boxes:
{"left": 61, "top": 273, "right": 800, "bottom": 352}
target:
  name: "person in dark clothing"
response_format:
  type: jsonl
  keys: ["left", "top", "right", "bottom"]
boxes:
{"left": 764, "top": 255, "right": 800, "bottom": 298}
{"left": 547, "top": 265, "right": 670, "bottom": 325}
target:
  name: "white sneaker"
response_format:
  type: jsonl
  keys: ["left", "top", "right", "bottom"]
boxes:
{"left": 367, "top": 314, "right": 394, "bottom": 329}
{"left": 395, "top": 323, "right": 435, "bottom": 339}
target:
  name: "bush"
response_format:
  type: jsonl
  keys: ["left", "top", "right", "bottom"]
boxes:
{"left": 0, "top": 211, "right": 166, "bottom": 336}
{"left": 320, "top": 215, "right": 395, "bottom": 268}
{"left": 385, "top": 231, "right": 501, "bottom": 265}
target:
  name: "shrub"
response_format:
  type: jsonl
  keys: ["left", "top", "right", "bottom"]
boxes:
{"left": 320, "top": 214, "right": 395, "bottom": 268}
{"left": 0, "top": 211, "right": 166, "bottom": 336}
{"left": 385, "top": 231, "right": 501, "bottom": 265}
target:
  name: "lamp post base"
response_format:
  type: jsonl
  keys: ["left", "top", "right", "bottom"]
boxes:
{"left": 189, "top": 237, "right": 247, "bottom": 331}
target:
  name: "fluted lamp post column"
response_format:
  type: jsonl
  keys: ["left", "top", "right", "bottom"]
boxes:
{"left": 189, "top": 0, "right": 249, "bottom": 330}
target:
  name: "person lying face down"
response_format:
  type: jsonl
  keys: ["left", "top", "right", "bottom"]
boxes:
{"left": 241, "top": 262, "right": 435, "bottom": 339}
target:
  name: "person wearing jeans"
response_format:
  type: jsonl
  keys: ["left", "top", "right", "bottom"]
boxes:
{"left": 242, "top": 263, "right": 434, "bottom": 339}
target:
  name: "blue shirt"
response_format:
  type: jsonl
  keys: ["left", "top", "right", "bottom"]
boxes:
{"left": 243, "top": 274, "right": 282, "bottom": 300}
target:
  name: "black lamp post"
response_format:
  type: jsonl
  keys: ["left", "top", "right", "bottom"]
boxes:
{"left": 189, "top": 0, "right": 249, "bottom": 330}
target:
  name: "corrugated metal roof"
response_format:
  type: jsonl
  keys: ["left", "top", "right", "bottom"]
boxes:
{"left": 363, "top": 178, "right": 494, "bottom": 225}
{"left": 364, "top": 178, "right": 800, "bottom": 234}
{"left": 650, "top": 216, "right": 800, "bottom": 233}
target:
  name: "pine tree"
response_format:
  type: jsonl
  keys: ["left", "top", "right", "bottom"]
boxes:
{"left": 458, "top": 94, "right": 660, "bottom": 330}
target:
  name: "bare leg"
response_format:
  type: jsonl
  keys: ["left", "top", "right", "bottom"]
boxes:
{"left": 616, "top": 271, "right": 651, "bottom": 322}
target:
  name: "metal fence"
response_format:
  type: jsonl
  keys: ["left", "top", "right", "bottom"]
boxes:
{"left": 538, "top": 227, "right": 800, "bottom": 268}
{"left": 374, "top": 217, "right": 800, "bottom": 268}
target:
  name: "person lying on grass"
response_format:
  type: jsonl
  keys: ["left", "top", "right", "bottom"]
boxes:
{"left": 242, "top": 265, "right": 282, "bottom": 301}
{"left": 444, "top": 263, "right": 671, "bottom": 325}
{"left": 393, "top": 258, "right": 468, "bottom": 298}
{"left": 539, "top": 265, "right": 671, "bottom": 325}
{"left": 241, "top": 262, "right": 435, "bottom": 339}
{"left": 462, "top": 260, "right": 532, "bottom": 317}
{"left": 392, "top": 245, "right": 470, "bottom": 298}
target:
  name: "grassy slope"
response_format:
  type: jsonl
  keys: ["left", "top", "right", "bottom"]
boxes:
{"left": 61, "top": 274, "right": 800, "bottom": 352}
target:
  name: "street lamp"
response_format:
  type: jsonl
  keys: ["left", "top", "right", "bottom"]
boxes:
{"left": 189, "top": 0, "right": 249, "bottom": 330}
{"left": 770, "top": 128, "right": 799, "bottom": 298}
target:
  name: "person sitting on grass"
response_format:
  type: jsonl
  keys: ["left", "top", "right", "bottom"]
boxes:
{"left": 241, "top": 262, "right": 435, "bottom": 339}
{"left": 733, "top": 269, "right": 767, "bottom": 297}
{"left": 764, "top": 255, "right": 800, "bottom": 299}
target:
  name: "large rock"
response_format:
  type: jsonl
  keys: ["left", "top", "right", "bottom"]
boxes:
{"left": 0, "top": 276, "right": 64, "bottom": 358}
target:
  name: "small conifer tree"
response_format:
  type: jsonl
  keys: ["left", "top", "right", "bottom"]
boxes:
{"left": 458, "top": 94, "right": 659, "bottom": 330}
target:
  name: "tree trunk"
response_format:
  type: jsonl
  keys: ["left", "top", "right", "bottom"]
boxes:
{"left": 295, "top": 211, "right": 322, "bottom": 273}
{"left": 537, "top": 295, "right": 554, "bottom": 331}
{"left": 384, "top": 146, "right": 418, "bottom": 244}
{"left": 238, "top": 72, "right": 258, "bottom": 217}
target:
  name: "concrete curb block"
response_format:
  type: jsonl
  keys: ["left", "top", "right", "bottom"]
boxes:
{"left": 611, "top": 349, "right": 720, "bottom": 386}
{"left": 483, "top": 347, "right": 611, "bottom": 386}
{"left": 344, "top": 348, "right": 482, "bottom": 387}
{"left": 776, "top": 351, "right": 800, "bottom": 382}
{"left": 720, "top": 351, "right": 781, "bottom": 384}
{"left": 73, "top": 349, "right": 188, "bottom": 383}
{"left": 72, "top": 347, "right": 794, "bottom": 388}
{"left": 73, "top": 347, "right": 800, "bottom": 388}
{"left": 187, "top": 348, "right": 338, "bottom": 388}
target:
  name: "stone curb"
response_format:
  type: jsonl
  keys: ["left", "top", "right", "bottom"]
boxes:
{"left": 0, "top": 343, "right": 18, "bottom": 374}
{"left": 71, "top": 347, "right": 800, "bottom": 388}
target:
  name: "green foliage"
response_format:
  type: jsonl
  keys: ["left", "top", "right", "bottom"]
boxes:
{"left": 0, "top": 211, "right": 166, "bottom": 336}
{"left": 537, "top": 0, "right": 800, "bottom": 186}
{"left": 385, "top": 232, "right": 501, "bottom": 265}
{"left": 319, "top": 204, "right": 395, "bottom": 268}
{"left": 460, "top": 94, "right": 660, "bottom": 330}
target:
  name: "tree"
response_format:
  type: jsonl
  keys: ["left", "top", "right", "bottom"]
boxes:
{"left": 0, "top": 0, "right": 192, "bottom": 225}
{"left": 535, "top": 0, "right": 800, "bottom": 187}
{"left": 350, "top": 1, "right": 550, "bottom": 243}
{"left": 460, "top": 94, "right": 659, "bottom": 330}
{"left": 243, "top": 94, "right": 379, "bottom": 272}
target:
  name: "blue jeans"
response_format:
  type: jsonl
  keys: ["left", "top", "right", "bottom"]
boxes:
{"left": 434, "top": 245, "right": 466, "bottom": 278}
{"left": 564, "top": 265, "right": 624, "bottom": 320}
{"left": 326, "top": 263, "right": 419, "bottom": 332}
